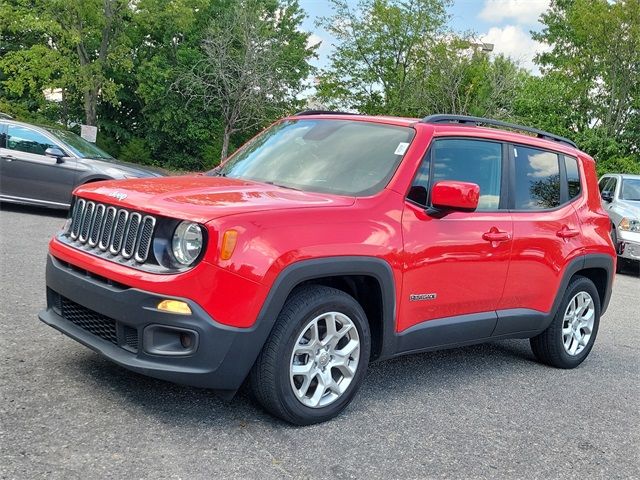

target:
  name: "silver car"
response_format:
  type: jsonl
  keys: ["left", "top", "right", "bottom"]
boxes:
{"left": 599, "top": 173, "right": 640, "bottom": 267}
{"left": 0, "top": 119, "right": 165, "bottom": 209}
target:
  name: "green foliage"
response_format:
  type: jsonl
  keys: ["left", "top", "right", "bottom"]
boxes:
{"left": 596, "top": 157, "right": 640, "bottom": 177}
{"left": 1, "top": 0, "right": 638, "bottom": 175}
{"left": 0, "top": 0, "right": 314, "bottom": 169}
{"left": 119, "top": 137, "right": 152, "bottom": 165}
{"left": 316, "top": 0, "right": 527, "bottom": 121}
{"left": 527, "top": 0, "right": 640, "bottom": 172}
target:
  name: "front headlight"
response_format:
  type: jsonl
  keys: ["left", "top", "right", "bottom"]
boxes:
{"left": 619, "top": 218, "right": 640, "bottom": 232}
{"left": 172, "top": 221, "right": 203, "bottom": 265}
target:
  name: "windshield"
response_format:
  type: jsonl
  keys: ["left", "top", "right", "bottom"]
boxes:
{"left": 621, "top": 178, "right": 640, "bottom": 201}
{"left": 47, "top": 128, "right": 113, "bottom": 159}
{"left": 209, "top": 119, "right": 415, "bottom": 196}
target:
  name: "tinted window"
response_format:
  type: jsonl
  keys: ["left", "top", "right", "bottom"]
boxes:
{"left": 565, "top": 156, "right": 581, "bottom": 199}
{"left": 7, "top": 126, "right": 58, "bottom": 155}
{"left": 608, "top": 177, "right": 618, "bottom": 194}
{"left": 599, "top": 177, "right": 611, "bottom": 193}
{"left": 621, "top": 178, "right": 640, "bottom": 201}
{"left": 428, "top": 139, "right": 502, "bottom": 210}
{"left": 514, "top": 146, "right": 560, "bottom": 210}
{"left": 213, "top": 119, "right": 415, "bottom": 196}
{"left": 407, "top": 151, "right": 431, "bottom": 205}
{"left": 47, "top": 128, "right": 112, "bottom": 159}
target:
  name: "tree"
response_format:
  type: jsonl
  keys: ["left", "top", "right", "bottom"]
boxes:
{"left": 533, "top": 0, "right": 640, "bottom": 163}
{"left": 316, "top": 0, "right": 450, "bottom": 114}
{"left": 316, "top": 0, "right": 525, "bottom": 120}
{"left": 176, "top": 0, "right": 315, "bottom": 160}
{"left": 0, "top": 0, "right": 132, "bottom": 127}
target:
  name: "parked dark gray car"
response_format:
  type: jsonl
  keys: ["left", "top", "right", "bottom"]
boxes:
{"left": 0, "top": 119, "right": 165, "bottom": 209}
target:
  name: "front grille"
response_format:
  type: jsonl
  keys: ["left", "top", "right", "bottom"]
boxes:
{"left": 68, "top": 198, "right": 156, "bottom": 264}
{"left": 61, "top": 296, "right": 117, "bottom": 345}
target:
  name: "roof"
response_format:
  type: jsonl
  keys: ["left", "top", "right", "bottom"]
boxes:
{"left": 289, "top": 111, "right": 582, "bottom": 154}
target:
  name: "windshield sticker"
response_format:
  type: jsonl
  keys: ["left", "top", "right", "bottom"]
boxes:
{"left": 394, "top": 142, "right": 409, "bottom": 155}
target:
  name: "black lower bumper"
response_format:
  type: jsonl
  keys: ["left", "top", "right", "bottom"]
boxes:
{"left": 39, "top": 255, "right": 265, "bottom": 392}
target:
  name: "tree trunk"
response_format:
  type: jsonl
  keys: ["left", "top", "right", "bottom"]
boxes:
{"left": 84, "top": 87, "right": 99, "bottom": 126}
{"left": 221, "top": 124, "right": 232, "bottom": 161}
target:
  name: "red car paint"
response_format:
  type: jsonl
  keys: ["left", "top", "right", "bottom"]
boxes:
{"left": 48, "top": 114, "right": 615, "bottom": 336}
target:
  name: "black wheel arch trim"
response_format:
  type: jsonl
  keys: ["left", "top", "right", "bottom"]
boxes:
{"left": 252, "top": 256, "right": 397, "bottom": 362}
{"left": 250, "top": 252, "right": 614, "bottom": 367}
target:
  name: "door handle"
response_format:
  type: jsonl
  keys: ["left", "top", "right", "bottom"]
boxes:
{"left": 557, "top": 227, "right": 580, "bottom": 239}
{"left": 482, "top": 228, "right": 510, "bottom": 242}
{"left": 3, "top": 154, "right": 15, "bottom": 162}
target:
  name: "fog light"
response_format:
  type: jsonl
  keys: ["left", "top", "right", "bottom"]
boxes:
{"left": 180, "top": 332, "right": 193, "bottom": 348}
{"left": 157, "top": 299, "right": 192, "bottom": 315}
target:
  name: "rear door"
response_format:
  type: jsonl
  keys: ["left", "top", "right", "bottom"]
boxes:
{"left": 497, "top": 144, "right": 583, "bottom": 325}
{"left": 0, "top": 124, "right": 78, "bottom": 206}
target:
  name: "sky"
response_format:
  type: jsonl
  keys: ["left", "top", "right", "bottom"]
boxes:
{"left": 299, "top": 0, "right": 551, "bottom": 74}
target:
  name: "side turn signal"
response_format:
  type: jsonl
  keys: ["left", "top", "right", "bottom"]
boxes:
{"left": 220, "top": 230, "right": 238, "bottom": 260}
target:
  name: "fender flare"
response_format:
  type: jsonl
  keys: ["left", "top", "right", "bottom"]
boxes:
{"left": 222, "top": 256, "right": 398, "bottom": 387}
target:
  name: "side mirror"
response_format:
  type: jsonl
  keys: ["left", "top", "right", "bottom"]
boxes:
{"left": 601, "top": 190, "right": 613, "bottom": 202}
{"left": 45, "top": 147, "right": 66, "bottom": 163}
{"left": 431, "top": 180, "right": 480, "bottom": 213}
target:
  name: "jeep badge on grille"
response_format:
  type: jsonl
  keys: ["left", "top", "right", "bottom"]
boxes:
{"left": 108, "top": 191, "right": 128, "bottom": 201}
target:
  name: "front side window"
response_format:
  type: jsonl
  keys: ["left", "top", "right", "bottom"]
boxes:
{"left": 7, "top": 126, "right": 58, "bottom": 156}
{"left": 513, "top": 146, "right": 560, "bottom": 210}
{"left": 47, "top": 128, "right": 112, "bottom": 159}
{"left": 211, "top": 119, "right": 415, "bottom": 196}
{"left": 599, "top": 177, "right": 611, "bottom": 193}
{"left": 621, "top": 178, "right": 640, "bottom": 201}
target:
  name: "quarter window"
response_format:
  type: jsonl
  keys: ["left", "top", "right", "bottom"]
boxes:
{"left": 564, "top": 156, "right": 581, "bottom": 199}
{"left": 7, "top": 126, "right": 58, "bottom": 156}
{"left": 513, "top": 146, "right": 560, "bottom": 210}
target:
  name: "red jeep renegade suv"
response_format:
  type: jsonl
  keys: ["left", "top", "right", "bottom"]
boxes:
{"left": 40, "top": 113, "right": 616, "bottom": 424}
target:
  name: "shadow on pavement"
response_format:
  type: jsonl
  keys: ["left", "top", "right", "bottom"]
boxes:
{"left": 69, "top": 338, "right": 537, "bottom": 428}
{"left": 0, "top": 202, "right": 67, "bottom": 219}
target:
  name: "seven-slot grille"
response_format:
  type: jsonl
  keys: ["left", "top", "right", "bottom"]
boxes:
{"left": 68, "top": 198, "right": 156, "bottom": 263}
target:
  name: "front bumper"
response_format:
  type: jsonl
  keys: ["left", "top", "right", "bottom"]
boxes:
{"left": 39, "top": 254, "right": 264, "bottom": 391}
{"left": 616, "top": 229, "right": 640, "bottom": 261}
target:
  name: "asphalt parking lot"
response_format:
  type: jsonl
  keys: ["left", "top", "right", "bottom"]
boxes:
{"left": 1, "top": 204, "right": 638, "bottom": 480}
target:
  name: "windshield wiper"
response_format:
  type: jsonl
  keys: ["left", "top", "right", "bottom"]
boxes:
{"left": 262, "top": 180, "right": 302, "bottom": 191}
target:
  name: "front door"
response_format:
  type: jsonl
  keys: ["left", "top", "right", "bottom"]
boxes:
{"left": 400, "top": 138, "right": 512, "bottom": 335}
{"left": 0, "top": 124, "right": 77, "bottom": 206}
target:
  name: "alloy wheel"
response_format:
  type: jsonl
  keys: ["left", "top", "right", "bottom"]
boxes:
{"left": 562, "top": 291, "right": 595, "bottom": 356}
{"left": 289, "top": 312, "right": 360, "bottom": 408}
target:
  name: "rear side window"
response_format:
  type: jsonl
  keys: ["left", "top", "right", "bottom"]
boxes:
{"left": 564, "top": 156, "right": 581, "bottom": 199}
{"left": 513, "top": 146, "right": 560, "bottom": 210}
{"left": 7, "top": 126, "right": 57, "bottom": 156}
{"left": 430, "top": 139, "right": 502, "bottom": 210}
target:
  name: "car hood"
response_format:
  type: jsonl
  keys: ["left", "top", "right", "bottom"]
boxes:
{"left": 82, "top": 158, "right": 167, "bottom": 178}
{"left": 613, "top": 200, "right": 640, "bottom": 219}
{"left": 73, "top": 175, "right": 355, "bottom": 223}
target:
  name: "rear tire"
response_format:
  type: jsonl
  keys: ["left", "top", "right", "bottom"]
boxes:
{"left": 530, "top": 275, "right": 600, "bottom": 369}
{"left": 250, "top": 285, "right": 371, "bottom": 425}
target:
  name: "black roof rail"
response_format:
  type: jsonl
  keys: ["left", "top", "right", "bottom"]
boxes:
{"left": 421, "top": 114, "right": 577, "bottom": 148}
{"left": 294, "top": 110, "right": 360, "bottom": 116}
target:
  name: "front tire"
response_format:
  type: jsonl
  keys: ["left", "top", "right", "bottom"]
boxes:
{"left": 250, "top": 285, "right": 371, "bottom": 425}
{"left": 530, "top": 276, "right": 601, "bottom": 369}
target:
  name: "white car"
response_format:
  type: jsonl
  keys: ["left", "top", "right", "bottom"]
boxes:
{"left": 599, "top": 174, "right": 640, "bottom": 269}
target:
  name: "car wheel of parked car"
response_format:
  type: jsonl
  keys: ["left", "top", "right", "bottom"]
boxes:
{"left": 530, "top": 276, "right": 601, "bottom": 369}
{"left": 250, "top": 285, "right": 371, "bottom": 425}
